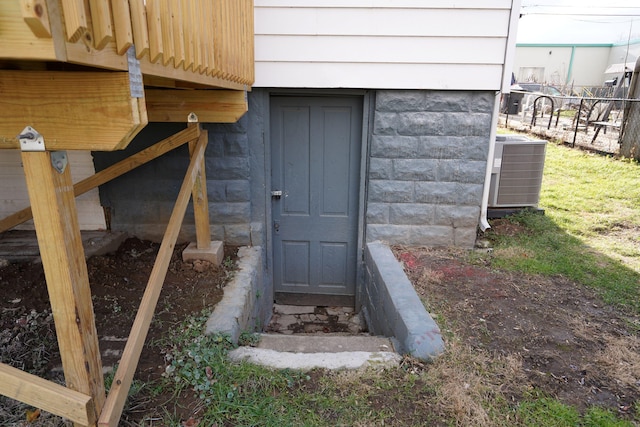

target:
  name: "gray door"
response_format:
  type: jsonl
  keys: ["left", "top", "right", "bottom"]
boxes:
{"left": 271, "top": 96, "right": 362, "bottom": 305}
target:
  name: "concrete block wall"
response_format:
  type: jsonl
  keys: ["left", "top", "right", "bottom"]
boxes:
{"left": 202, "top": 119, "right": 253, "bottom": 245}
{"left": 93, "top": 92, "right": 268, "bottom": 247}
{"left": 367, "top": 90, "right": 493, "bottom": 247}
{"left": 362, "top": 241, "right": 444, "bottom": 360}
{"left": 205, "top": 246, "right": 272, "bottom": 343}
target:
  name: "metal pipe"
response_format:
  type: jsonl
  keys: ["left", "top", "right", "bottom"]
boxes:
{"left": 480, "top": 92, "right": 501, "bottom": 232}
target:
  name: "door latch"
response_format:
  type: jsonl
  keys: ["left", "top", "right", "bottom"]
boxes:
{"left": 273, "top": 220, "right": 280, "bottom": 234}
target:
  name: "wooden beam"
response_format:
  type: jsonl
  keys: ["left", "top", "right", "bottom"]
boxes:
{"left": 21, "top": 150, "right": 105, "bottom": 423}
{"left": 0, "top": 126, "right": 200, "bottom": 233}
{"left": 189, "top": 128, "right": 211, "bottom": 249}
{"left": 145, "top": 89, "right": 248, "bottom": 123}
{"left": 0, "top": 363, "right": 95, "bottom": 426}
{"left": 0, "top": 0, "right": 58, "bottom": 60}
{"left": 0, "top": 71, "right": 146, "bottom": 151}
{"left": 99, "top": 127, "right": 208, "bottom": 427}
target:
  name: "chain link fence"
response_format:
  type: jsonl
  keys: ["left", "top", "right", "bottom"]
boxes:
{"left": 501, "top": 90, "right": 640, "bottom": 156}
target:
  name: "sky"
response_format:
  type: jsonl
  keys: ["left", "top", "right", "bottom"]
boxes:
{"left": 517, "top": 0, "right": 640, "bottom": 44}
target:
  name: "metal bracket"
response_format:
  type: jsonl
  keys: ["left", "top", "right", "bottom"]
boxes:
{"left": 51, "top": 151, "right": 68, "bottom": 174}
{"left": 187, "top": 112, "right": 199, "bottom": 123}
{"left": 18, "top": 126, "right": 45, "bottom": 151}
{"left": 127, "top": 46, "right": 144, "bottom": 98}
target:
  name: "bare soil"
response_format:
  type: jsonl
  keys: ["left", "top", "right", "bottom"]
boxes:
{"left": 0, "top": 237, "right": 233, "bottom": 425}
{"left": 394, "top": 218, "right": 640, "bottom": 418}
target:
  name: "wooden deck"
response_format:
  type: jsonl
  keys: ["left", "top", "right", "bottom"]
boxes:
{"left": 0, "top": 1, "right": 254, "bottom": 425}
{"left": 1, "top": 0, "right": 253, "bottom": 151}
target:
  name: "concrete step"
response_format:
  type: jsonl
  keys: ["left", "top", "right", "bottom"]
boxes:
{"left": 256, "top": 333, "right": 394, "bottom": 353}
{"left": 228, "top": 333, "right": 401, "bottom": 370}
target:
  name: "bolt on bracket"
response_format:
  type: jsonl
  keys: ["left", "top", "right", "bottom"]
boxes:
{"left": 187, "top": 112, "right": 199, "bottom": 123}
{"left": 50, "top": 151, "right": 68, "bottom": 174}
{"left": 18, "top": 126, "right": 45, "bottom": 151}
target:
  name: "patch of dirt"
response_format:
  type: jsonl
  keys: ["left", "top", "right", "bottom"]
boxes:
{"left": 394, "top": 222, "right": 640, "bottom": 418}
{"left": 0, "top": 237, "right": 235, "bottom": 425}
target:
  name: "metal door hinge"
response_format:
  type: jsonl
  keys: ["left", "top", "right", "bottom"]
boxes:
{"left": 271, "top": 190, "right": 282, "bottom": 199}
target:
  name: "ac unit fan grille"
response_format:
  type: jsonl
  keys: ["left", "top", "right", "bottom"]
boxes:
{"left": 496, "top": 144, "right": 545, "bottom": 206}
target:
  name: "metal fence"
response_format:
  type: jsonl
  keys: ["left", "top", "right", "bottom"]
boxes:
{"left": 501, "top": 91, "right": 640, "bottom": 156}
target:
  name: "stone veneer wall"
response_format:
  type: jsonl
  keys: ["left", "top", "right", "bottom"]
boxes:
{"left": 366, "top": 90, "right": 494, "bottom": 247}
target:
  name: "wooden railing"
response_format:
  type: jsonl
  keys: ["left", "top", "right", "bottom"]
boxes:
{"left": 2, "top": 0, "right": 254, "bottom": 89}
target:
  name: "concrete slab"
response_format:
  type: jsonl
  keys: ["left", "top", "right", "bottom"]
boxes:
{"left": 182, "top": 240, "right": 224, "bottom": 266}
{"left": 229, "top": 347, "right": 402, "bottom": 371}
{"left": 257, "top": 334, "right": 394, "bottom": 353}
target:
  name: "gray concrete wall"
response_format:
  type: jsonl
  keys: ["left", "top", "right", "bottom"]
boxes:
{"left": 362, "top": 241, "right": 444, "bottom": 360}
{"left": 367, "top": 90, "right": 493, "bottom": 247}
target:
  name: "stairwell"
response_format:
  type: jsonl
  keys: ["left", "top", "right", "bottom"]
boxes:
{"left": 228, "top": 304, "right": 401, "bottom": 370}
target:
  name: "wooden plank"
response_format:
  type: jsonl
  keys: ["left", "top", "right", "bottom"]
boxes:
{"left": 247, "top": 0, "right": 255, "bottom": 84}
{"left": 128, "top": 0, "right": 149, "bottom": 59}
{"left": 145, "top": 89, "right": 248, "bottom": 123}
{"left": 139, "top": 59, "right": 247, "bottom": 90}
{"left": 171, "top": 0, "right": 185, "bottom": 68}
{"left": 111, "top": 0, "right": 133, "bottom": 55}
{"left": 182, "top": 0, "right": 194, "bottom": 71}
{"left": 0, "top": 71, "right": 146, "bottom": 151}
{"left": 159, "top": 0, "right": 175, "bottom": 66}
{"left": 0, "top": 363, "right": 95, "bottom": 425}
{"left": 202, "top": 1, "right": 213, "bottom": 74}
{"left": 98, "top": 128, "right": 208, "bottom": 427}
{"left": 146, "top": 0, "right": 163, "bottom": 63}
{"left": 0, "top": 0, "right": 58, "bottom": 60}
{"left": 60, "top": 0, "right": 87, "bottom": 42}
{"left": 88, "top": 0, "right": 113, "bottom": 49}
{"left": 211, "top": 0, "right": 222, "bottom": 77}
{"left": 0, "top": 126, "right": 200, "bottom": 233}
{"left": 192, "top": 1, "right": 202, "bottom": 73}
{"left": 189, "top": 129, "right": 211, "bottom": 249}
{"left": 21, "top": 151, "right": 105, "bottom": 423}
{"left": 19, "top": 0, "right": 51, "bottom": 38}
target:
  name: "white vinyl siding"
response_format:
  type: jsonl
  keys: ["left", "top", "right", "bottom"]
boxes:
{"left": 254, "top": 0, "right": 517, "bottom": 89}
{"left": 0, "top": 151, "right": 106, "bottom": 231}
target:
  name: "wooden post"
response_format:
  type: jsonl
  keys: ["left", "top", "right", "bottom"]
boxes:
{"left": 189, "top": 124, "right": 211, "bottom": 249}
{"left": 21, "top": 150, "right": 105, "bottom": 424}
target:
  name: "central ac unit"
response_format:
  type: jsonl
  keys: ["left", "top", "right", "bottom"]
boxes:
{"left": 488, "top": 135, "right": 547, "bottom": 208}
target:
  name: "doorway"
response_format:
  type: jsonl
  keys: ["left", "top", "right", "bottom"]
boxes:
{"left": 270, "top": 95, "right": 363, "bottom": 305}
